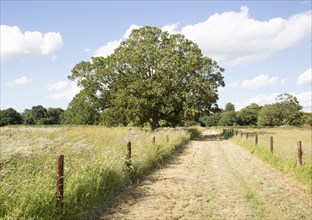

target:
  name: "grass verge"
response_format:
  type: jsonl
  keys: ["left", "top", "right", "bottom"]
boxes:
{"left": 0, "top": 126, "right": 202, "bottom": 219}
{"left": 223, "top": 127, "right": 312, "bottom": 193}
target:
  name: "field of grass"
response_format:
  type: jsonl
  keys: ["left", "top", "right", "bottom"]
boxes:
{"left": 0, "top": 126, "right": 200, "bottom": 219}
{"left": 227, "top": 127, "right": 312, "bottom": 189}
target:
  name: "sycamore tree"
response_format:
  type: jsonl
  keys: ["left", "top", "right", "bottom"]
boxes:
{"left": 68, "top": 26, "right": 225, "bottom": 130}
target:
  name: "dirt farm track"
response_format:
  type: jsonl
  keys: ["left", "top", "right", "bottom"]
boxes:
{"left": 98, "top": 130, "right": 312, "bottom": 219}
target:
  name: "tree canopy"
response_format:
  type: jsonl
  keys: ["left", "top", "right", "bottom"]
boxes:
{"left": 0, "top": 108, "right": 22, "bottom": 126}
{"left": 22, "top": 105, "right": 48, "bottom": 125}
{"left": 68, "top": 26, "right": 225, "bottom": 129}
{"left": 21, "top": 105, "right": 64, "bottom": 125}
{"left": 218, "top": 111, "right": 237, "bottom": 126}
{"left": 236, "top": 103, "right": 261, "bottom": 126}
{"left": 224, "top": 102, "right": 235, "bottom": 112}
{"left": 257, "top": 94, "right": 303, "bottom": 126}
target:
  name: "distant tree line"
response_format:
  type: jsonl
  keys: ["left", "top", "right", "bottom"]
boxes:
{"left": 0, "top": 105, "right": 64, "bottom": 126}
{"left": 201, "top": 93, "right": 312, "bottom": 127}
{"left": 1, "top": 93, "right": 311, "bottom": 127}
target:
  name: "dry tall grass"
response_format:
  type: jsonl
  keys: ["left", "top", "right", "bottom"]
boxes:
{"left": 0, "top": 126, "right": 198, "bottom": 219}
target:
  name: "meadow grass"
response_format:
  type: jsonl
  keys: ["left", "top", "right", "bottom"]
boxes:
{"left": 228, "top": 127, "right": 312, "bottom": 191}
{"left": 0, "top": 126, "right": 200, "bottom": 219}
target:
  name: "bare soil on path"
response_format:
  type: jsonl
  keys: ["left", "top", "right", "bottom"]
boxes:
{"left": 98, "top": 130, "right": 312, "bottom": 220}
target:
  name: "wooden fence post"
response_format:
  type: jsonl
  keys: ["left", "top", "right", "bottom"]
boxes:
{"left": 269, "top": 136, "right": 273, "bottom": 154}
{"left": 166, "top": 134, "right": 169, "bottom": 143}
{"left": 297, "top": 141, "right": 302, "bottom": 166}
{"left": 126, "top": 141, "right": 132, "bottom": 167}
{"left": 56, "top": 155, "right": 64, "bottom": 208}
{"left": 127, "top": 141, "right": 131, "bottom": 159}
{"left": 152, "top": 136, "right": 155, "bottom": 144}
{"left": 255, "top": 134, "right": 258, "bottom": 145}
{"left": 246, "top": 132, "right": 249, "bottom": 140}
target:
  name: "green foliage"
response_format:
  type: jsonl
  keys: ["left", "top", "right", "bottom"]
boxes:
{"left": 47, "top": 108, "right": 64, "bottom": 124}
{"left": 61, "top": 92, "right": 100, "bottom": 125}
{"left": 257, "top": 94, "right": 303, "bottom": 126}
{"left": 257, "top": 104, "right": 282, "bottom": 126}
{"left": 0, "top": 108, "right": 22, "bottom": 126}
{"left": 21, "top": 106, "right": 64, "bottom": 125}
{"left": 183, "top": 120, "right": 201, "bottom": 127}
{"left": 218, "top": 111, "right": 237, "bottom": 126}
{"left": 68, "top": 26, "right": 225, "bottom": 130}
{"left": 301, "top": 112, "right": 312, "bottom": 126}
{"left": 236, "top": 103, "right": 261, "bottom": 126}
{"left": 276, "top": 93, "right": 303, "bottom": 125}
{"left": 202, "top": 113, "right": 221, "bottom": 127}
{"left": 224, "top": 102, "right": 235, "bottom": 112}
{"left": 22, "top": 105, "right": 47, "bottom": 125}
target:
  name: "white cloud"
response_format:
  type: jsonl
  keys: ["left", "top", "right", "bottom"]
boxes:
{"left": 6, "top": 76, "right": 32, "bottom": 87}
{"left": 241, "top": 74, "right": 286, "bottom": 89}
{"left": 162, "top": 23, "right": 179, "bottom": 34}
{"left": 48, "top": 81, "right": 68, "bottom": 91}
{"left": 94, "top": 40, "right": 121, "bottom": 58}
{"left": 235, "top": 91, "right": 312, "bottom": 112}
{"left": 94, "top": 24, "right": 142, "bottom": 58}
{"left": 297, "top": 68, "right": 312, "bottom": 85}
{"left": 123, "top": 24, "right": 142, "bottom": 39}
{"left": 218, "top": 82, "right": 238, "bottom": 93}
{"left": 180, "top": 6, "right": 312, "bottom": 65}
{"left": 93, "top": 7, "right": 311, "bottom": 64}
{"left": 1, "top": 25, "right": 63, "bottom": 61}
{"left": 235, "top": 93, "right": 279, "bottom": 110}
{"left": 46, "top": 81, "right": 80, "bottom": 100}
{"left": 296, "top": 91, "right": 312, "bottom": 112}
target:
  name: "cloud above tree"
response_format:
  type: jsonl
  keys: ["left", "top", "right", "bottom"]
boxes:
{"left": 241, "top": 74, "right": 286, "bottom": 89}
{"left": 0, "top": 25, "right": 63, "bottom": 61}
{"left": 93, "top": 6, "right": 311, "bottom": 65}
{"left": 46, "top": 81, "right": 80, "bottom": 100}
{"left": 297, "top": 68, "right": 312, "bottom": 85}
{"left": 180, "top": 6, "right": 311, "bottom": 65}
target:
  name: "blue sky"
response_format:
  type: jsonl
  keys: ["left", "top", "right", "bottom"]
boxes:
{"left": 1, "top": 0, "right": 311, "bottom": 112}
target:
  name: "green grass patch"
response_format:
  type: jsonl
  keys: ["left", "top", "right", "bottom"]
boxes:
{"left": 0, "top": 126, "right": 201, "bottom": 219}
{"left": 227, "top": 127, "right": 312, "bottom": 192}
{"left": 218, "top": 143, "right": 266, "bottom": 219}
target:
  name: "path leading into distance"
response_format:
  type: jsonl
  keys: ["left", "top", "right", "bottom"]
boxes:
{"left": 98, "top": 130, "right": 312, "bottom": 219}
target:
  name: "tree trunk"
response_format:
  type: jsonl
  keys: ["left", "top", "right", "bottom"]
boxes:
{"left": 150, "top": 113, "right": 159, "bottom": 131}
